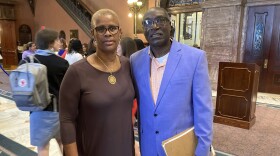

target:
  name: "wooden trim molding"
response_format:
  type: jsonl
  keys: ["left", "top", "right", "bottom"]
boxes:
{"left": 201, "top": 0, "right": 245, "bottom": 9}
{"left": 0, "top": 5, "right": 15, "bottom": 20}
{"left": 246, "top": 0, "right": 280, "bottom": 6}
{"left": 0, "top": 0, "right": 17, "bottom": 5}
{"left": 168, "top": 5, "right": 202, "bottom": 14}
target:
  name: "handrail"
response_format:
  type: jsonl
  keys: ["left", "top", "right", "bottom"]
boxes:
{"left": 56, "top": 0, "right": 92, "bottom": 37}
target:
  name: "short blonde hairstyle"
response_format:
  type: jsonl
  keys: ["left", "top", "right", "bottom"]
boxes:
{"left": 91, "top": 9, "right": 119, "bottom": 28}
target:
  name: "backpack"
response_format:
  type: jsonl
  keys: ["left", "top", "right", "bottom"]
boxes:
{"left": 9, "top": 55, "right": 51, "bottom": 111}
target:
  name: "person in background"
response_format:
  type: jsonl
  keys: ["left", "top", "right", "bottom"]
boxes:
{"left": 119, "top": 37, "right": 138, "bottom": 121}
{"left": 130, "top": 7, "right": 213, "bottom": 156}
{"left": 0, "top": 50, "right": 2, "bottom": 62}
{"left": 82, "top": 43, "right": 88, "bottom": 55}
{"left": 59, "top": 9, "right": 135, "bottom": 156}
{"left": 120, "top": 37, "right": 138, "bottom": 123}
{"left": 60, "top": 48, "right": 67, "bottom": 59}
{"left": 21, "top": 28, "right": 69, "bottom": 156}
{"left": 85, "top": 38, "right": 96, "bottom": 56}
{"left": 58, "top": 38, "right": 67, "bottom": 56}
{"left": 120, "top": 37, "right": 137, "bottom": 58}
{"left": 133, "top": 38, "right": 145, "bottom": 51}
{"left": 65, "top": 38, "right": 84, "bottom": 65}
{"left": 120, "top": 36, "right": 140, "bottom": 156}
{"left": 170, "top": 25, "right": 175, "bottom": 40}
{"left": 22, "top": 42, "right": 36, "bottom": 60}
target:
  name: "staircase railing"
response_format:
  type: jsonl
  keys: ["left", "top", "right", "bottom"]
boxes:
{"left": 56, "top": 0, "right": 92, "bottom": 37}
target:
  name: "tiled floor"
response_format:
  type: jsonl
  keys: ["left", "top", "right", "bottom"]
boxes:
{"left": 0, "top": 92, "right": 279, "bottom": 155}
{"left": 0, "top": 97, "right": 62, "bottom": 156}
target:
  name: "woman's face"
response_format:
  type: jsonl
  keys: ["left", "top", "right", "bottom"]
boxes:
{"left": 30, "top": 44, "right": 36, "bottom": 52}
{"left": 53, "top": 39, "right": 61, "bottom": 51}
{"left": 59, "top": 40, "right": 64, "bottom": 49}
{"left": 93, "top": 14, "right": 122, "bottom": 53}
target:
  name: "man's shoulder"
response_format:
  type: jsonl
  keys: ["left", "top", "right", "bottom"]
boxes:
{"left": 130, "top": 47, "right": 148, "bottom": 61}
{"left": 44, "top": 54, "right": 69, "bottom": 67}
{"left": 172, "top": 42, "right": 205, "bottom": 58}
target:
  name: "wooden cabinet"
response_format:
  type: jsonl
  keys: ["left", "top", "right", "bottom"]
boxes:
{"left": 214, "top": 62, "right": 260, "bottom": 129}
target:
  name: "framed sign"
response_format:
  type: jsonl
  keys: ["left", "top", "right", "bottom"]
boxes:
{"left": 70, "top": 29, "right": 78, "bottom": 39}
{"left": 19, "top": 24, "right": 32, "bottom": 45}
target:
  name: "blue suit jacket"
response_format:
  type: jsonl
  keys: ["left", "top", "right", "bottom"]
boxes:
{"left": 130, "top": 41, "right": 213, "bottom": 156}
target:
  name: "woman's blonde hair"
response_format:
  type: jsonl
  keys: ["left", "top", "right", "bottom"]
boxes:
{"left": 91, "top": 9, "right": 119, "bottom": 29}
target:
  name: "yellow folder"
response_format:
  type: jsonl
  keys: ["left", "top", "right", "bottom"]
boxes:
{"left": 162, "top": 127, "right": 198, "bottom": 156}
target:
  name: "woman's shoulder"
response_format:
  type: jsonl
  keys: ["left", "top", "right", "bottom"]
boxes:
{"left": 22, "top": 50, "right": 28, "bottom": 54}
{"left": 119, "top": 56, "right": 131, "bottom": 70}
{"left": 119, "top": 55, "right": 129, "bottom": 62}
{"left": 119, "top": 55, "right": 130, "bottom": 65}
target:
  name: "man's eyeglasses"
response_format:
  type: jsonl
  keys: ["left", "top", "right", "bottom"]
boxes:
{"left": 142, "top": 17, "right": 170, "bottom": 29}
{"left": 94, "top": 25, "right": 119, "bottom": 35}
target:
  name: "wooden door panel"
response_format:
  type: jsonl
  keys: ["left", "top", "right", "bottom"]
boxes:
{"left": 0, "top": 20, "right": 17, "bottom": 68}
{"left": 244, "top": 6, "right": 274, "bottom": 65}
{"left": 266, "top": 5, "right": 280, "bottom": 93}
{"left": 2, "top": 50, "right": 17, "bottom": 67}
{"left": 244, "top": 5, "right": 280, "bottom": 93}
{"left": 244, "top": 6, "right": 274, "bottom": 92}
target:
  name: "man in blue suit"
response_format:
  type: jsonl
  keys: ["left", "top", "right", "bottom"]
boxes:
{"left": 130, "top": 7, "right": 213, "bottom": 156}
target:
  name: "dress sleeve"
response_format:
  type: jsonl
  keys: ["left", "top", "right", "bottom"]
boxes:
{"left": 59, "top": 65, "right": 81, "bottom": 144}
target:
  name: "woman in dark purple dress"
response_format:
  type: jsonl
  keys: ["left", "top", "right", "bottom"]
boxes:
{"left": 59, "top": 9, "right": 135, "bottom": 156}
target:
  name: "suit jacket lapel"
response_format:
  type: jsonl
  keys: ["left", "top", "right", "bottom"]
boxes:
{"left": 141, "top": 48, "right": 156, "bottom": 106}
{"left": 155, "top": 41, "right": 182, "bottom": 110}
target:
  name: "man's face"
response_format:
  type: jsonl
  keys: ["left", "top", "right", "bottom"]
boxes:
{"left": 142, "top": 9, "right": 171, "bottom": 48}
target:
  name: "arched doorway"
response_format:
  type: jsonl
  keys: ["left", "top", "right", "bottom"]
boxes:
{"left": 19, "top": 24, "right": 32, "bottom": 45}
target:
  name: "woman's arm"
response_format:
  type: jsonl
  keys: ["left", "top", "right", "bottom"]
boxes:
{"left": 64, "top": 142, "right": 78, "bottom": 156}
{"left": 59, "top": 66, "right": 81, "bottom": 152}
